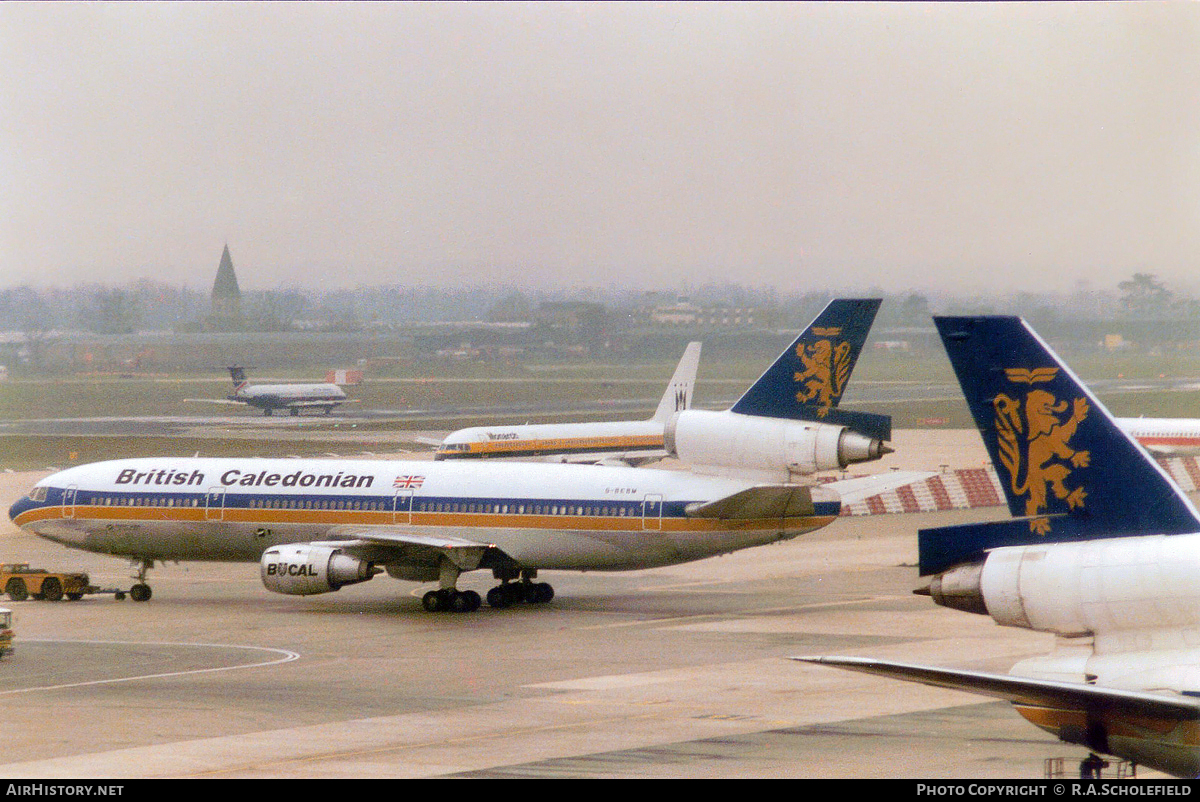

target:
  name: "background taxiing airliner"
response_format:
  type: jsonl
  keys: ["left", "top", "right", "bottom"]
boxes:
{"left": 201, "top": 366, "right": 356, "bottom": 416}
{"left": 436, "top": 298, "right": 893, "bottom": 482}
{"left": 434, "top": 341, "right": 702, "bottom": 465}
{"left": 801, "top": 316, "right": 1200, "bottom": 779}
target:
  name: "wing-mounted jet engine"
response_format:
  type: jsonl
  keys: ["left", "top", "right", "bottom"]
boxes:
{"left": 260, "top": 544, "right": 380, "bottom": 596}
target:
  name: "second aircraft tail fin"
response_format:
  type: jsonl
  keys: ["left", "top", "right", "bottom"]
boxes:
{"left": 652, "top": 342, "right": 702, "bottom": 423}
{"left": 729, "top": 298, "right": 889, "bottom": 440}
{"left": 920, "top": 316, "right": 1200, "bottom": 575}
{"left": 226, "top": 365, "right": 249, "bottom": 394}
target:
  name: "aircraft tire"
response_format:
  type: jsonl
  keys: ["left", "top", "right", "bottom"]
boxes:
{"left": 130, "top": 583, "right": 152, "bottom": 602}
{"left": 41, "top": 578, "right": 63, "bottom": 602}
{"left": 422, "top": 589, "right": 450, "bottom": 612}
{"left": 6, "top": 579, "right": 27, "bottom": 602}
{"left": 452, "top": 590, "right": 481, "bottom": 613}
{"left": 486, "top": 586, "right": 513, "bottom": 609}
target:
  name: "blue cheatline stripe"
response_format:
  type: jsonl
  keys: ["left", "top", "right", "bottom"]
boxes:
{"left": 16, "top": 486, "right": 840, "bottom": 526}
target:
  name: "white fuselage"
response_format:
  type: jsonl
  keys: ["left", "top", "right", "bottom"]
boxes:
{"left": 1117, "top": 417, "right": 1200, "bottom": 456}
{"left": 435, "top": 420, "right": 667, "bottom": 462}
{"left": 233, "top": 383, "right": 348, "bottom": 409}
{"left": 9, "top": 457, "right": 839, "bottom": 572}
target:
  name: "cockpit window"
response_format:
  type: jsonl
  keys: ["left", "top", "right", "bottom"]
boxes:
{"left": 29, "top": 487, "right": 48, "bottom": 503}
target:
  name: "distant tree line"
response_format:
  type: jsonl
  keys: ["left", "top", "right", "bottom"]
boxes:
{"left": 1, "top": 273, "right": 1198, "bottom": 349}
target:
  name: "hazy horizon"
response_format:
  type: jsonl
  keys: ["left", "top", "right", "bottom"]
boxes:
{"left": 4, "top": 3, "right": 1198, "bottom": 296}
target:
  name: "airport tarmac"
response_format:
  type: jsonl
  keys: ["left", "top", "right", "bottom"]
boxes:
{"left": 0, "top": 434, "right": 1158, "bottom": 779}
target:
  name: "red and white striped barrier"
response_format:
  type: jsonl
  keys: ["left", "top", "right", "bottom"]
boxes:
{"left": 839, "top": 456, "right": 1200, "bottom": 517}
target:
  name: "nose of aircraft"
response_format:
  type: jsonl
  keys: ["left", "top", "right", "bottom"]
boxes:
{"left": 9, "top": 495, "right": 31, "bottom": 524}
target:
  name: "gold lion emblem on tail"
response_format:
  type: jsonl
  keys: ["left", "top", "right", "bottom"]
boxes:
{"left": 994, "top": 368, "right": 1090, "bottom": 535}
{"left": 794, "top": 327, "right": 852, "bottom": 416}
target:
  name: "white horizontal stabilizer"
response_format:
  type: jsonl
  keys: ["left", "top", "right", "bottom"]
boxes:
{"left": 822, "top": 471, "right": 935, "bottom": 505}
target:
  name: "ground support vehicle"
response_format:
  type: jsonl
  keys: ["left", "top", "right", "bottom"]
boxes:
{"left": 1, "top": 563, "right": 107, "bottom": 602}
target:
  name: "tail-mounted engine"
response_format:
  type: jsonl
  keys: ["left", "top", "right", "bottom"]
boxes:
{"left": 924, "top": 533, "right": 1200, "bottom": 637}
{"left": 664, "top": 410, "right": 888, "bottom": 479}
{"left": 261, "top": 544, "right": 379, "bottom": 596}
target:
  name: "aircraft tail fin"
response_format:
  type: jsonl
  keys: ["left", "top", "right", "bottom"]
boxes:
{"left": 226, "top": 365, "right": 249, "bottom": 393}
{"left": 920, "top": 316, "right": 1200, "bottom": 575}
{"left": 729, "top": 298, "right": 888, "bottom": 440}
{"left": 652, "top": 342, "right": 702, "bottom": 422}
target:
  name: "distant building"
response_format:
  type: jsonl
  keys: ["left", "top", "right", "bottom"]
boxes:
{"left": 207, "top": 244, "right": 244, "bottom": 331}
{"left": 650, "top": 300, "right": 756, "bottom": 328}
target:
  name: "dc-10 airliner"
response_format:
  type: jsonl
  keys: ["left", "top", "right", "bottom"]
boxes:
{"left": 7, "top": 455, "right": 911, "bottom": 612}
{"left": 9, "top": 298, "right": 908, "bottom": 613}
{"left": 800, "top": 316, "right": 1200, "bottom": 778}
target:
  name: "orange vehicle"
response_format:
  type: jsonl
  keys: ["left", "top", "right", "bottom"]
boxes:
{"left": 1, "top": 563, "right": 96, "bottom": 602}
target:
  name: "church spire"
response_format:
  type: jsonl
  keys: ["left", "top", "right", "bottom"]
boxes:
{"left": 207, "top": 244, "right": 244, "bottom": 330}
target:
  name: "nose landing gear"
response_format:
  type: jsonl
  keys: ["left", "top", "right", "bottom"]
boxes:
{"left": 128, "top": 559, "right": 154, "bottom": 602}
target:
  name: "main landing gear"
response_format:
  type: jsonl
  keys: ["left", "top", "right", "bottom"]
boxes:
{"left": 419, "top": 565, "right": 554, "bottom": 613}
{"left": 422, "top": 588, "right": 481, "bottom": 613}
{"left": 486, "top": 579, "right": 554, "bottom": 608}
{"left": 485, "top": 566, "right": 553, "bottom": 610}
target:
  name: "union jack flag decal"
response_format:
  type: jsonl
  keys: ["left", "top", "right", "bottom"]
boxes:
{"left": 393, "top": 475, "right": 424, "bottom": 489}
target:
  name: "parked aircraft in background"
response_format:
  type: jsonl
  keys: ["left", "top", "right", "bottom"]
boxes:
{"left": 194, "top": 366, "right": 356, "bottom": 416}
{"left": 434, "top": 342, "right": 702, "bottom": 465}
{"left": 437, "top": 298, "right": 893, "bottom": 482}
{"left": 1117, "top": 417, "right": 1200, "bottom": 456}
{"left": 800, "top": 316, "right": 1200, "bottom": 778}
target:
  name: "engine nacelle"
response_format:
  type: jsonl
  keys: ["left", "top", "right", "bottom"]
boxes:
{"left": 664, "top": 409, "right": 887, "bottom": 479}
{"left": 927, "top": 533, "right": 1200, "bottom": 637}
{"left": 261, "top": 544, "right": 378, "bottom": 596}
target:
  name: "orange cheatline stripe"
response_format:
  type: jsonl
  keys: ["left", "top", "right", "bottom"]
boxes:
{"left": 14, "top": 504, "right": 835, "bottom": 534}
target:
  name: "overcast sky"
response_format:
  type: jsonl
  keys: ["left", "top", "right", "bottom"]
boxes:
{"left": 3, "top": 2, "right": 1198, "bottom": 296}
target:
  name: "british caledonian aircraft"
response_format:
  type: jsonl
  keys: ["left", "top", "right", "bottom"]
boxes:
{"left": 436, "top": 298, "right": 893, "bottom": 482}
{"left": 193, "top": 366, "right": 356, "bottom": 416}
{"left": 433, "top": 341, "right": 702, "bottom": 465}
{"left": 799, "top": 316, "right": 1200, "bottom": 779}
{"left": 7, "top": 366, "right": 909, "bottom": 613}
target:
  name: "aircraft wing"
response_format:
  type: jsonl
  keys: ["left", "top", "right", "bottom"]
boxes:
{"left": 185, "top": 398, "right": 251, "bottom": 405}
{"left": 315, "top": 526, "right": 502, "bottom": 572}
{"left": 687, "top": 484, "right": 817, "bottom": 519}
{"left": 793, "top": 656, "right": 1200, "bottom": 721}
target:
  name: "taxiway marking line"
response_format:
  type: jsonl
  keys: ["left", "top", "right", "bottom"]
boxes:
{"left": 0, "top": 639, "right": 299, "bottom": 695}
